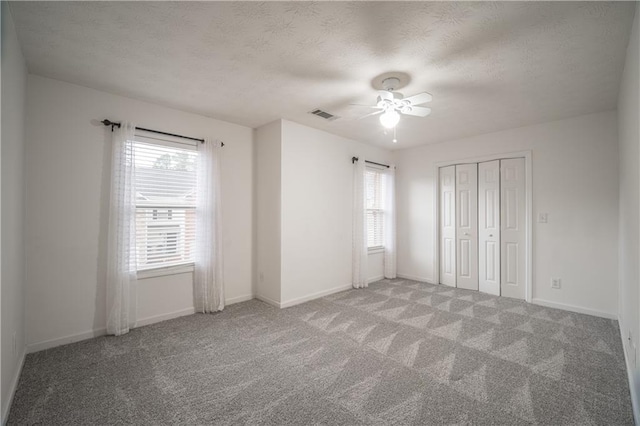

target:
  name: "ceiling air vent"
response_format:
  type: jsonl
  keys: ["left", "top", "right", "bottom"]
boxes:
{"left": 309, "top": 109, "right": 339, "bottom": 121}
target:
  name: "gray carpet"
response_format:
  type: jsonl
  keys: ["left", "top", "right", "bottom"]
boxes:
{"left": 8, "top": 279, "right": 634, "bottom": 425}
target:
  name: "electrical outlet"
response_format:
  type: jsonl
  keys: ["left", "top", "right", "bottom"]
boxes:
{"left": 259, "top": 272, "right": 264, "bottom": 283}
{"left": 625, "top": 331, "right": 637, "bottom": 368}
{"left": 538, "top": 213, "right": 548, "bottom": 223}
{"left": 551, "top": 278, "right": 561, "bottom": 289}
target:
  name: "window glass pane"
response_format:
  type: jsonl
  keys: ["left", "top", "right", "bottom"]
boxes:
{"left": 134, "top": 141, "right": 197, "bottom": 207}
{"left": 365, "top": 168, "right": 385, "bottom": 248}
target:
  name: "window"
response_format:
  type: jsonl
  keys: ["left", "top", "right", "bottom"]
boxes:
{"left": 366, "top": 168, "right": 385, "bottom": 249}
{"left": 133, "top": 137, "right": 198, "bottom": 271}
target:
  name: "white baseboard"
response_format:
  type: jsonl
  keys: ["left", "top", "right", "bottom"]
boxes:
{"left": 256, "top": 284, "right": 353, "bottom": 309}
{"left": 619, "top": 318, "right": 640, "bottom": 426}
{"left": 27, "top": 310, "right": 196, "bottom": 353}
{"left": 255, "top": 293, "right": 281, "bottom": 308}
{"left": 2, "top": 349, "right": 26, "bottom": 424}
{"left": 367, "top": 275, "right": 384, "bottom": 284}
{"left": 136, "top": 307, "right": 196, "bottom": 328}
{"left": 27, "top": 295, "right": 255, "bottom": 354}
{"left": 27, "top": 328, "right": 107, "bottom": 354}
{"left": 225, "top": 294, "right": 255, "bottom": 306}
{"left": 397, "top": 273, "right": 435, "bottom": 284}
{"left": 281, "top": 284, "right": 352, "bottom": 308}
{"left": 531, "top": 298, "right": 617, "bottom": 320}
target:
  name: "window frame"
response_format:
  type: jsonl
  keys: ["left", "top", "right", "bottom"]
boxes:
{"left": 132, "top": 133, "right": 198, "bottom": 277}
{"left": 365, "top": 165, "right": 386, "bottom": 252}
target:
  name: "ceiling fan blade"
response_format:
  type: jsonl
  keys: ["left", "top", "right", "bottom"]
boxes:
{"left": 403, "top": 92, "right": 433, "bottom": 105}
{"left": 377, "top": 90, "right": 394, "bottom": 101}
{"left": 359, "top": 110, "right": 383, "bottom": 119}
{"left": 402, "top": 106, "right": 432, "bottom": 117}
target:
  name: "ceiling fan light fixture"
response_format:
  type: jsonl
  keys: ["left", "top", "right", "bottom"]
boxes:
{"left": 379, "top": 110, "right": 400, "bottom": 129}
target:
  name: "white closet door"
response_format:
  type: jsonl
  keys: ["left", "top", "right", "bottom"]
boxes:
{"left": 479, "top": 161, "right": 501, "bottom": 296}
{"left": 500, "top": 158, "right": 526, "bottom": 299}
{"left": 456, "top": 164, "right": 478, "bottom": 290}
{"left": 439, "top": 166, "right": 456, "bottom": 287}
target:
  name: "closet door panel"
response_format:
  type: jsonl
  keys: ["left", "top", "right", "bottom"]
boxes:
{"left": 456, "top": 164, "right": 478, "bottom": 290}
{"left": 500, "top": 158, "right": 526, "bottom": 299}
{"left": 479, "top": 160, "right": 500, "bottom": 296}
{"left": 439, "top": 166, "right": 456, "bottom": 287}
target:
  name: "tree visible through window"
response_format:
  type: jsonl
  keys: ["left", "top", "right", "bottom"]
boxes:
{"left": 366, "top": 168, "right": 385, "bottom": 248}
{"left": 133, "top": 139, "right": 197, "bottom": 270}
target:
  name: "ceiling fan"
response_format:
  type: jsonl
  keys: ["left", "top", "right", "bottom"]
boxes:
{"left": 360, "top": 77, "right": 433, "bottom": 129}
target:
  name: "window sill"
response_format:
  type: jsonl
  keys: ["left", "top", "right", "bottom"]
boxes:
{"left": 137, "top": 263, "right": 195, "bottom": 280}
{"left": 368, "top": 247, "right": 385, "bottom": 255}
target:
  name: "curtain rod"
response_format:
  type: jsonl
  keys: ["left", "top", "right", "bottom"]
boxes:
{"left": 101, "top": 119, "right": 224, "bottom": 146}
{"left": 351, "top": 156, "right": 390, "bottom": 168}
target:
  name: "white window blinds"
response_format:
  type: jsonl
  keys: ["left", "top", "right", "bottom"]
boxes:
{"left": 366, "top": 168, "right": 385, "bottom": 248}
{"left": 133, "top": 138, "right": 198, "bottom": 270}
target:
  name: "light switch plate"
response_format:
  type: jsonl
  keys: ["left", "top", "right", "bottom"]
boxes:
{"left": 538, "top": 213, "right": 548, "bottom": 223}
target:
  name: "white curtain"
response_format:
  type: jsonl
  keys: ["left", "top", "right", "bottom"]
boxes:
{"left": 106, "top": 122, "right": 137, "bottom": 336}
{"left": 352, "top": 159, "right": 368, "bottom": 288}
{"left": 194, "top": 138, "right": 225, "bottom": 313}
{"left": 383, "top": 165, "right": 397, "bottom": 279}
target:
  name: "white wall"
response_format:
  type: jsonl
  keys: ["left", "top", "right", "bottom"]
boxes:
{"left": 25, "top": 75, "right": 254, "bottom": 350}
{"left": 367, "top": 252, "right": 385, "bottom": 283}
{"left": 254, "top": 119, "right": 392, "bottom": 307}
{"left": 255, "top": 120, "right": 282, "bottom": 305}
{"left": 280, "top": 120, "right": 391, "bottom": 306}
{"left": 617, "top": 6, "right": 640, "bottom": 421}
{"left": 1, "top": 2, "right": 27, "bottom": 420}
{"left": 394, "top": 111, "right": 619, "bottom": 318}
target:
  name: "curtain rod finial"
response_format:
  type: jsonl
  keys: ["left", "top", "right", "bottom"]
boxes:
{"left": 101, "top": 119, "right": 122, "bottom": 132}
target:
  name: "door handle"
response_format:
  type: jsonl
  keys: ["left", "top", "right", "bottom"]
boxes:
{"left": 464, "top": 232, "right": 469, "bottom": 236}
{"left": 489, "top": 234, "right": 493, "bottom": 237}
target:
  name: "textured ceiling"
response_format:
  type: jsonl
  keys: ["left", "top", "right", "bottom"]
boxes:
{"left": 9, "top": 1, "right": 636, "bottom": 149}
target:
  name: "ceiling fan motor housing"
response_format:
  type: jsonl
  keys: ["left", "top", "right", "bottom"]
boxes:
{"left": 377, "top": 92, "right": 406, "bottom": 111}
{"left": 370, "top": 76, "right": 433, "bottom": 123}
